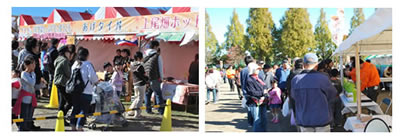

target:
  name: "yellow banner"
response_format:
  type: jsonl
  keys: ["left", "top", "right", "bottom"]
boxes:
{"left": 19, "top": 12, "right": 198, "bottom": 39}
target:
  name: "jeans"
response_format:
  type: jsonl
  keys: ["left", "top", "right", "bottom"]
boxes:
{"left": 144, "top": 80, "right": 164, "bottom": 114}
{"left": 299, "top": 125, "right": 330, "bottom": 132}
{"left": 17, "top": 103, "right": 33, "bottom": 131}
{"left": 206, "top": 88, "right": 217, "bottom": 103}
{"left": 129, "top": 85, "right": 146, "bottom": 117}
{"left": 248, "top": 103, "right": 267, "bottom": 132}
{"left": 71, "top": 94, "right": 92, "bottom": 128}
{"left": 57, "top": 85, "right": 72, "bottom": 116}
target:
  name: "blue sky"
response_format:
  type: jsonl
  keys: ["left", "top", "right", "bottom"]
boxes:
{"left": 207, "top": 8, "right": 376, "bottom": 44}
{"left": 12, "top": 7, "right": 171, "bottom": 17}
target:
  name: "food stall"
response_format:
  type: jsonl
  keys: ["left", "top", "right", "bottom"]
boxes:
{"left": 333, "top": 8, "right": 392, "bottom": 132}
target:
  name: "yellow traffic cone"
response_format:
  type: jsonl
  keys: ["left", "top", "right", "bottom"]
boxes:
{"left": 160, "top": 99, "right": 172, "bottom": 131}
{"left": 55, "top": 110, "right": 65, "bottom": 132}
{"left": 46, "top": 83, "right": 59, "bottom": 108}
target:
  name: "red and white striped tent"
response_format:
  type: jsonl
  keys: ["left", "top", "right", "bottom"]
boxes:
{"left": 18, "top": 14, "right": 47, "bottom": 26}
{"left": 165, "top": 7, "right": 199, "bottom": 14}
{"left": 45, "top": 9, "right": 92, "bottom": 24}
{"left": 91, "top": 7, "right": 166, "bottom": 20}
{"left": 78, "top": 7, "right": 167, "bottom": 41}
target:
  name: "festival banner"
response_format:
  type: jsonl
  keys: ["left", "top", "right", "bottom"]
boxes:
{"left": 18, "top": 12, "right": 199, "bottom": 40}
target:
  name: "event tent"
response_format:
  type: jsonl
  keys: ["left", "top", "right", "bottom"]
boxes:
{"left": 165, "top": 7, "right": 199, "bottom": 14}
{"left": 91, "top": 7, "right": 166, "bottom": 20}
{"left": 17, "top": 7, "right": 198, "bottom": 81}
{"left": 19, "top": 14, "right": 48, "bottom": 26}
{"left": 45, "top": 9, "right": 92, "bottom": 24}
{"left": 333, "top": 8, "right": 392, "bottom": 118}
{"left": 333, "top": 8, "right": 392, "bottom": 56}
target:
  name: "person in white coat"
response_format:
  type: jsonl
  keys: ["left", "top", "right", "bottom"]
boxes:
{"left": 205, "top": 69, "right": 217, "bottom": 104}
{"left": 70, "top": 47, "right": 98, "bottom": 131}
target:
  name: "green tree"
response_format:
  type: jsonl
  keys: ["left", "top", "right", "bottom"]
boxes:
{"left": 350, "top": 8, "right": 365, "bottom": 35}
{"left": 280, "top": 8, "right": 316, "bottom": 58}
{"left": 245, "top": 8, "right": 275, "bottom": 62}
{"left": 314, "top": 8, "right": 336, "bottom": 60}
{"left": 271, "top": 25, "right": 285, "bottom": 64}
{"left": 224, "top": 9, "right": 245, "bottom": 51}
{"left": 205, "top": 11, "right": 219, "bottom": 64}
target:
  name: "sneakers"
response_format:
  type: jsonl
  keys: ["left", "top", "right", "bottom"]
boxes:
{"left": 127, "top": 111, "right": 135, "bottom": 116}
{"left": 271, "top": 117, "right": 279, "bottom": 124}
{"left": 273, "top": 119, "right": 280, "bottom": 124}
{"left": 271, "top": 117, "right": 276, "bottom": 122}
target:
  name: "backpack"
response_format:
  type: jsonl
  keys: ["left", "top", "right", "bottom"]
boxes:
{"left": 43, "top": 47, "right": 55, "bottom": 66}
{"left": 66, "top": 65, "right": 89, "bottom": 94}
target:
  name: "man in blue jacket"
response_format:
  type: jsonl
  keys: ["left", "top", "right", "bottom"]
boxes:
{"left": 240, "top": 56, "right": 256, "bottom": 126}
{"left": 275, "top": 60, "right": 291, "bottom": 99}
{"left": 290, "top": 53, "right": 337, "bottom": 132}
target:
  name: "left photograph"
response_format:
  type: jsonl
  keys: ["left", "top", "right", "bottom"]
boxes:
{"left": 11, "top": 7, "right": 199, "bottom": 132}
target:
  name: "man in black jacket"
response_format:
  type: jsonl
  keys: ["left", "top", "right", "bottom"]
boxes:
{"left": 188, "top": 54, "right": 199, "bottom": 84}
{"left": 143, "top": 40, "right": 164, "bottom": 115}
{"left": 45, "top": 38, "right": 59, "bottom": 95}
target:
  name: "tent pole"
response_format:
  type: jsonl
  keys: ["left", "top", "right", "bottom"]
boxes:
{"left": 355, "top": 43, "right": 362, "bottom": 120}
{"left": 339, "top": 55, "right": 344, "bottom": 92}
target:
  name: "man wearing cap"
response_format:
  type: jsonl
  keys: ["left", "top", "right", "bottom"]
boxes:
{"left": 275, "top": 60, "right": 291, "bottom": 99}
{"left": 290, "top": 53, "right": 337, "bottom": 132}
{"left": 53, "top": 45, "right": 72, "bottom": 126}
{"left": 240, "top": 56, "right": 256, "bottom": 126}
{"left": 257, "top": 60, "right": 265, "bottom": 80}
{"left": 262, "top": 64, "right": 275, "bottom": 91}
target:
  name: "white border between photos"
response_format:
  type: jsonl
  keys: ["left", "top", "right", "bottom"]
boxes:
{"left": 0, "top": 0, "right": 398, "bottom": 140}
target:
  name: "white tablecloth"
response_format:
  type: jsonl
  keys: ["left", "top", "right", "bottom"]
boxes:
{"left": 380, "top": 77, "right": 392, "bottom": 82}
{"left": 340, "top": 93, "right": 383, "bottom": 115}
{"left": 344, "top": 114, "right": 392, "bottom": 132}
{"left": 161, "top": 83, "right": 199, "bottom": 105}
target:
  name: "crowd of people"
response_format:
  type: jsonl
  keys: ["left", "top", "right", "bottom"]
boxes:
{"left": 11, "top": 37, "right": 195, "bottom": 131}
{"left": 206, "top": 52, "right": 383, "bottom": 132}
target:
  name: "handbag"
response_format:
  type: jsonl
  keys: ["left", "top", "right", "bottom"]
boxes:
{"left": 282, "top": 97, "right": 290, "bottom": 117}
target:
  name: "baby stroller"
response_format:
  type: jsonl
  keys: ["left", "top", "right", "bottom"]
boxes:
{"left": 88, "top": 82, "right": 128, "bottom": 130}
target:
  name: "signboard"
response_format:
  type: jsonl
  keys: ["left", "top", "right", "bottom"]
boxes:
{"left": 19, "top": 12, "right": 199, "bottom": 40}
{"left": 330, "top": 8, "right": 345, "bottom": 46}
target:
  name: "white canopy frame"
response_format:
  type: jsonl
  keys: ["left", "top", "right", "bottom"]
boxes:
{"left": 334, "top": 8, "right": 392, "bottom": 119}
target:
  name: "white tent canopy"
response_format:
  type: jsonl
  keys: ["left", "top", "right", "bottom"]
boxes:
{"left": 333, "top": 8, "right": 392, "bottom": 56}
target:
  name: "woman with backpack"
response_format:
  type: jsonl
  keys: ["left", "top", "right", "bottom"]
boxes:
{"left": 128, "top": 51, "right": 148, "bottom": 118}
{"left": 70, "top": 47, "right": 98, "bottom": 131}
{"left": 53, "top": 45, "right": 72, "bottom": 125}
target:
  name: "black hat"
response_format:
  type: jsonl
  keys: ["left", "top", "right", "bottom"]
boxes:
{"left": 103, "top": 62, "right": 112, "bottom": 69}
{"left": 57, "top": 45, "right": 69, "bottom": 53}
{"left": 263, "top": 64, "right": 272, "bottom": 69}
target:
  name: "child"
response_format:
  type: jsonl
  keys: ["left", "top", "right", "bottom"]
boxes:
{"left": 110, "top": 60, "right": 125, "bottom": 97}
{"left": 12, "top": 69, "right": 21, "bottom": 123}
{"left": 268, "top": 79, "right": 282, "bottom": 123}
{"left": 13, "top": 56, "right": 38, "bottom": 131}
{"left": 103, "top": 62, "right": 113, "bottom": 82}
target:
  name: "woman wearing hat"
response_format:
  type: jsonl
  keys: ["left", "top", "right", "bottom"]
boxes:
{"left": 53, "top": 45, "right": 73, "bottom": 125}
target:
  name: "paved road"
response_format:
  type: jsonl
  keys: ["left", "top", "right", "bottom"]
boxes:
{"left": 205, "top": 82, "right": 298, "bottom": 132}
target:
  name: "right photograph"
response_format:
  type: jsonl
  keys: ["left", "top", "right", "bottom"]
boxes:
{"left": 205, "top": 8, "right": 392, "bottom": 132}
